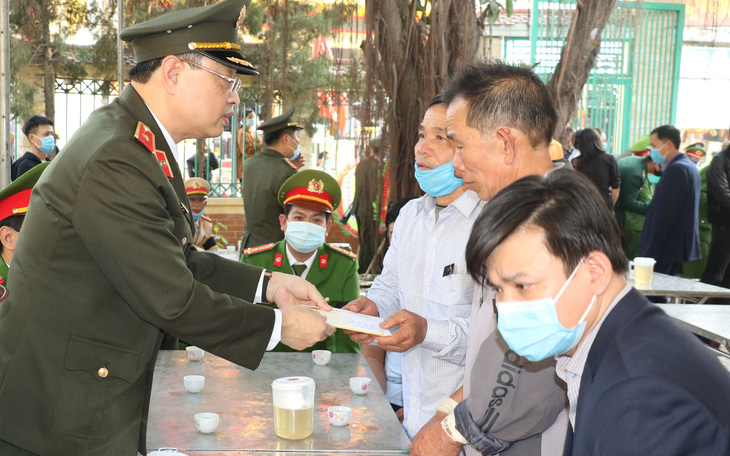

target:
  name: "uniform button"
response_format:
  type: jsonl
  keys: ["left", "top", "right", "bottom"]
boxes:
{"left": 98, "top": 367, "right": 109, "bottom": 378}
{"left": 181, "top": 237, "right": 187, "bottom": 245}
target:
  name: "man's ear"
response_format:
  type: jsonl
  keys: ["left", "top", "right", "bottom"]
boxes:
{"left": 279, "top": 214, "right": 288, "bottom": 232}
{"left": 160, "top": 55, "right": 185, "bottom": 95}
{"left": 585, "top": 251, "right": 613, "bottom": 297}
{"left": 496, "top": 127, "right": 518, "bottom": 166}
{"left": 325, "top": 217, "right": 334, "bottom": 236}
{"left": 0, "top": 226, "right": 17, "bottom": 252}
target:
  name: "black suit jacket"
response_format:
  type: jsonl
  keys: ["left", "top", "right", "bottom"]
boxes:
{"left": 563, "top": 288, "right": 730, "bottom": 455}
{"left": 639, "top": 153, "right": 701, "bottom": 264}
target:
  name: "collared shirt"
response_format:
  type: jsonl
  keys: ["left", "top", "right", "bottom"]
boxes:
{"left": 145, "top": 104, "right": 282, "bottom": 349}
{"left": 285, "top": 243, "right": 317, "bottom": 280}
{"left": 367, "top": 190, "right": 485, "bottom": 438}
{"left": 555, "top": 283, "right": 632, "bottom": 428}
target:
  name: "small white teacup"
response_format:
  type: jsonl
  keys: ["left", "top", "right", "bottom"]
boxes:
{"left": 327, "top": 406, "right": 352, "bottom": 426}
{"left": 312, "top": 350, "right": 332, "bottom": 366}
{"left": 183, "top": 375, "right": 205, "bottom": 393}
{"left": 194, "top": 412, "right": 219, "bottom": 434}
{"left": 186, "top": 346, "right": 204, "bottom": 362}
{"left": 349, "top": 377, "right": 371, "bottom": 395}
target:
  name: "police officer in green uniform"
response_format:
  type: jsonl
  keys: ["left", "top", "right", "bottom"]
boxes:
{"left": 242, "top": 169, "right": 361, "bottom": 353}
{"left": 240, "top": 106, "right": 302, "bottom": 249}
{"left": 0, "top": 162, "right": 49, "bottom": 286}
{"left": 0, "top": 1, "right": 335, "bottom": 454}
{"left": 614, "top": 136, "right": 662, "bottom": 260}
{"left": 683, "top": 143, "right": 711, "bottom": 278}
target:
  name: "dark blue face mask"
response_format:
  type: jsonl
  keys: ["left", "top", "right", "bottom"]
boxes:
{"left": 414, "top": 161, "right": 464, "bottom": 197}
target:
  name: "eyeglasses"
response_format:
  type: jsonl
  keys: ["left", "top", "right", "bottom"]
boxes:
{"left": 181, "top": 59, "right": 241, "bottom": 94}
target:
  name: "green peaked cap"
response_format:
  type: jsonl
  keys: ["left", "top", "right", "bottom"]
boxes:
{"left": 0, "top": 162, "right": 50, "bottom": 222}
{"left": 119, "top": 0, "right": 258, "bottom": 75}
{"left": 278, "top": 169, "right": 341, "bottom": 213}
{"left": 258, "top": 106, "right": 303, "bottom": 135}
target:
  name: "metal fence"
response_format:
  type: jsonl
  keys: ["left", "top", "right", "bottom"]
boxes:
{"left": 505, "top": 1, "right": 684, "bottom": 154}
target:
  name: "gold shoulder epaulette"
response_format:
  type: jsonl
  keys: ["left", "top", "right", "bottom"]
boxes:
{"left": 243, "top": 243, "right": 275, "bottom": 255}
{"left": 328, "top": 244, "right": 357, "bottom": 260}
{"left": 201, "top": 215, "right": 213, "bottom": 223}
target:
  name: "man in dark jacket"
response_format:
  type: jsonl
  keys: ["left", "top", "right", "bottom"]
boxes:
{"left": 639, "top": 125, "right": 701, "bottom": 275}
{"left": 702, "top": 138, "right": 730, "bottom": 289}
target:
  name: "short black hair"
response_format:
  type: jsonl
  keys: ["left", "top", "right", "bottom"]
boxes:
{"left": 651, "top": 125, "right": 681, "bottom": 150}
{"left": 264, "top": 127, "right": 298, "bottom": 147}
{"left": 573, "top": 128, "right": 605, "bottom": 161}
{"left": 442, "top": 61, "right": 558, "bottom": 148}
{"left": 22, "top": 116, "right": 53, "bottom": 138}
{"left": 284, "top": 203, "right": 331, "bottom": 222}
{"left": 128, "top": 52, "right": 202, "bottom": 84}
{"left": 0, "top": 215, "right": 24, "bottom": 255}
{"left": 465, "top": 168, "right": 628, "bottom": 285}
{"left": 385, "top": 196, "right": 419, "bottom": 227}
{"left": 426, "top": 94, "right": 445, "bottom": 110}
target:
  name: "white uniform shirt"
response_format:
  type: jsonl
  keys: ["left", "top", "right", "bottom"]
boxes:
{"left": 367, "top": 190, "right": 484, "bottom": 438}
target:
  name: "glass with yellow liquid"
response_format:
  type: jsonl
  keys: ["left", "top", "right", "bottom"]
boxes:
{"left": 272, "top": 376, "right": 315, "bottom": 439}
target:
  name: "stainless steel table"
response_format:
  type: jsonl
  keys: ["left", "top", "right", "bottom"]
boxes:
{"left": 658, "top": 304, "right": 730, "bottom": 349}
{"left": 632, "top": 273, "right": 730, "bottom": 304}
{"left": 146, "top": 352, "right": 411, "bottom": 455}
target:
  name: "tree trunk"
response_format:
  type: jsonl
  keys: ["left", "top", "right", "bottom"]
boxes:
{"left": 41, "top": 0, "right": 55, "bottom": 120}
{"left": 280, "top": 0, "right": 289, "bottom": 109}
{"left": 546, "top": 0, "right": 618, "bottom": 140}
{"left": 364, "top": 0, "right": 481, "bottom": 201}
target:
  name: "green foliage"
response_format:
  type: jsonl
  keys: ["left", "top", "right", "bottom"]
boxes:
{"left": 9, "top": 0, "right": 92, "bottom": 121}
{"left": 240, "top": 0, "right": 359, "bottom": 135}
{"left": 481, "top": 0, "right": 513, "bottom": 24}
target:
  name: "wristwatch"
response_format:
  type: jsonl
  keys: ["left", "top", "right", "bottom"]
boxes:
{"left": 261, "top": 270, "right": 273, "bottom": 303}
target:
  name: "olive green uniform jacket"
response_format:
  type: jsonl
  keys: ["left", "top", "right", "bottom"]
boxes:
{"left": 615, "top": 155, "right": 654, "bottom": 260}
{"left": 0, "top": 86, "right": 275, "bottom": 455}
{"left": 0, "top": 259, "right": 8, "bottom": 287}
{"left": 242, "top": 240, "right": 360, "bottom": 353}
{"left": 684, "top": 165, "right": 712, "bottom": 278}
{"left": 240, "top": 147, "right": 296, "bottom": 249}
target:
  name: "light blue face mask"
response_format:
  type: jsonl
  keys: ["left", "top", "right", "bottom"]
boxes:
{"left": 414, "top": 161, "right": 464, "bottom": 197}
{"left": 648, "top": 174, "right": 661, "bottom": 184}
{"left": 649, "top": 144, "right": 666, "bottom": 165}
{"left": 285, "top": 221, "right": 326, "bottom": 253}
{"left": 246, "top": 118, "right": 256, "bottom": 127}
{"left": 33, "top": 134, "right": 55, "bottom": 154}
{"left": 495, "top": 258, "right": 596, "bottom": 362}
{"left": 192, "top": 209, "right": 204, "bottom": 221}
{"left": 290, "top": 148, "right": 301, "bottom": 160}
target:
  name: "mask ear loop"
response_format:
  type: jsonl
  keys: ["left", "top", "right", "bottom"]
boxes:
{"left": 552, "top": 257, "right": 585, "bottom": 303}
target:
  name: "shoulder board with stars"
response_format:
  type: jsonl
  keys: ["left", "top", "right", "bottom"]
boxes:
{"left": 243, "top": 243, "right": 276, "bottom": 256}
{"left": 329, "top": 244, "right": 357, "bottom": 260}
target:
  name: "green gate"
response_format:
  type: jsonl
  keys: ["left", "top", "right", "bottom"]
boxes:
{"left": 506, "top": 1, "right": 684, "bottom": 154}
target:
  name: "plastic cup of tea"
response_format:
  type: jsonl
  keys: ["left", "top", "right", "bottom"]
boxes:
{"left": 272, "top": 376, "right": 315, "bottom": 440}
{"left": 633, "top": 257, "right": 656, "bottom": 284}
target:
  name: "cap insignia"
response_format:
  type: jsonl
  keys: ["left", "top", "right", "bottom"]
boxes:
{"left": 226, "top": 56, "right": 253, "bottom": 67}
{"left": 307, "top": 179, "right": 324, "bottom": 194}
